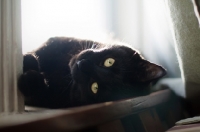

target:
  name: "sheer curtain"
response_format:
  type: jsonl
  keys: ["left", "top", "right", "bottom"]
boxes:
{"left": 22, "top": 0, "right": 180, "bottom": 79}
{"left": 0, "top": 0, "right": 23, "bottom": 114}
{"left": 21, "top": 0, "right": 110, "bottom": 54}
{"left": 110, "top": 0, "right": 181, "bottom": 78}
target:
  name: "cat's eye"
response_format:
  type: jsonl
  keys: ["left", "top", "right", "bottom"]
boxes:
{"left": 104, "top": 58, "right": 115, "bottom": 67}
{"left": 91, "top": 82, "right": 98, "bottom": 94}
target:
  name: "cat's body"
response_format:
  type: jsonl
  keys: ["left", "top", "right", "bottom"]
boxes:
{"left": 18, "top": 37, "right": 166, "bottom": 108}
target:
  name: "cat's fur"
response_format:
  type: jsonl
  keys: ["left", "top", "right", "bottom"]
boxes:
{"left": 18, "top": 37, "right": 166, "bottom": 108}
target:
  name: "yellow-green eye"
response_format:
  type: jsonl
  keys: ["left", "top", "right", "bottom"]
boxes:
{"left": 104, "top": 58, "right": 115, "bottom": 67}
{"left": 91, "top": 82, "right": 98, "bottom": 94}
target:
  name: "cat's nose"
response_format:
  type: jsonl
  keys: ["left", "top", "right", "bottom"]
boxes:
{"left": 76, "top": 59, "right": 93, "bottom": 73}
{"left": 76, "top": 59, "right": 86, "bottom": 69}
{"left": 76, "top": 59, "right": 88, "bottom": 69}
{"left": 76, "top": 60, "right": 81, "bottom": 68}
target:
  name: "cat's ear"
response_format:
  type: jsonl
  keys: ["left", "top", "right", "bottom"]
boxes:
{"left": 137, "top": 60, "right": 166, "bottom": 82}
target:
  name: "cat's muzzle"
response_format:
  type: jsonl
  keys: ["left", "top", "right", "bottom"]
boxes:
{"left": 77, "top": 59, "right": 93, "bottom": 74}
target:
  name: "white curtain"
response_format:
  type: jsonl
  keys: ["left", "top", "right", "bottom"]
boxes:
{"left": 109, "top": 0, "right": 181, "bottom": 78}
{"left": 166, "top": 0, "right": 200, "bottom": 112}
{"left": 0, "top": 0, "right": 24, "bottom": 114}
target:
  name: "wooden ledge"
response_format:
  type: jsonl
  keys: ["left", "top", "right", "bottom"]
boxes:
{"left": 0, "top": 89, "right": 175, "bottom": 132}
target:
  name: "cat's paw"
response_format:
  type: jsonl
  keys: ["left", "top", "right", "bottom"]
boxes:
{"left": 23, "top": 54, "right": 39, "bottom": 72}
{"left": 18, "top": 70, "right": 47, "bottom": 97}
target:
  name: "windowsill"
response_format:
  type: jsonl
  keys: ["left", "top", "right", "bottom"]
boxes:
{"left": 0, "top": 89, "right": 182, "bottom": 132}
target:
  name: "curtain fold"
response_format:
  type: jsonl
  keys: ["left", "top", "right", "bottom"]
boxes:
{"left": 166, "top": 0, "right": 200, "bottom": 114}
{"left": 0, "top": 0, "right": 24, "bottom": 114}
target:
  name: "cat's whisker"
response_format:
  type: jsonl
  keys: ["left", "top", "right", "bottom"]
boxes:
{"left": 82, "top": 42, "right": 85, "bottom": 50}
{"left": 92, "top": 42, "right": 95, "bottom": 49}
{"left": 96, "top": 43, "right": 101, "bottom": 49}
{"left": 92, "top": 43, "right": 96, "bottom": 49}
{"left": 95, "top": 42, "right": 98, "bottom": 49}
{"left": 94, "top": 43, "right": 101, "bottom": 49}
{"left": 85, "top": 40, "right": 88, "bottom": 50}
{"left": 92, "top": 40, "right": 98, "bottom": 49}
{"left": 86, "top": 41, "right": 89, "bottom": 49}
{"left": 84, "top": 40, "right": 86, "bottom": 50}
{"left": 59, "top": 79, "right": 73, "bottom": 96}
{"left": 52, "top": 79, "right": 73, "bottom": 107}
{"left": 88, "top": 42, "right": 92, "bottom": 49}
{"left": 88, "top": 40, "right": 92, "bottom": 49}
{"left": 90, "top": 43, "right": 94, "bottom": 49}
{"left": 86, "top": 42, "right": 90, "bottom": 49}
{"left": 79, "top": 41, "right": 83, "bottom": 50}
{"left": 81, "top": 41, "right": 85, "bottom": 50}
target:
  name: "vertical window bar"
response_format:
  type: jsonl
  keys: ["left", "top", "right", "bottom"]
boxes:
{"left": 0, "top": 0, "right": 24, "bottom": 114}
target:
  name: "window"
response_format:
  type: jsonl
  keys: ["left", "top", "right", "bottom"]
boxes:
{"left": 22, "top": 0, "right": 180, "bottom": 77}
{"left": 0, "top": 0, "right": 181, "bottom": 113}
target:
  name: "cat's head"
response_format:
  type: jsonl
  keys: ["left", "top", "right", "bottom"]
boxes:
{"left": 69, "top": 44, "right": 166, "bottom": 106}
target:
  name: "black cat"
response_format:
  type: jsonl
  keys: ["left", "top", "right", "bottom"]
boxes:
{"left": 18, "top": 37, "right": 166, "bottom": 108}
